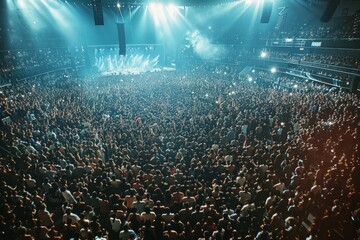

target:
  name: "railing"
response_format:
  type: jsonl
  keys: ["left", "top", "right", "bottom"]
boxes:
{"left": 265, "top": 37, "right": 360, "bottom": 50}
{"left": 237, "top": 56, "right": 359, "bottom": 91}
{"left": 299, "top": 60, "right": 360, "bottom": 75}
{"left": 252, "top": 57, "right": 360, "bottom": 77}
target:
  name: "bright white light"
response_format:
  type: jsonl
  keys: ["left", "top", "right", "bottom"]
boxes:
{"left": 18, "top": 0, "right": 26, "bottom": 8}
{"left": 248, "top": 77, "right": 253, "bottom": 82}
{"left": 252, "top": 69, "right": 256, "bottom": 73}
{"left": 260, "top": 51, "right": 267, "bottom": 58}
{"left": 246, "top": 0, "right": 264, "bottom": 4}
{"left": 205, "top": 94, "right": 209, "bottom": 97}
{"left": 149, "top": 3, "right": 161, "bottom": 11}
{"left": 208, "top": 26, "right": 212, "bottom": 30}
{"left": 96, "top": 52, "right": 159, "bottom": 75}
{"left": 117, "top": 3, "right": 121, "bottom": 8}
{"left": 294, "top": 84, "right": 298, "bottom": 88}
{"left": 270, "top": 67, "right": 277, "bottom": 73}
{"left": 148, "top": 3, "right": 156, "bottom": 11}
{"left": 167, "top": 3, "right": 176, "bottom": 12}
{"left": 285, "top": 38, "right": 293, "bottom": 42}
{"left": 246, "top": 0, "right": 265, "bottom": 4}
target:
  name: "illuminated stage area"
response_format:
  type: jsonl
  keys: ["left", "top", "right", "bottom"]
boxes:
{"left": 92, "top": 44, "right": 165, "bottom": 75}
{"left": 0, "top": 0, "right": 360, "bottom": 240}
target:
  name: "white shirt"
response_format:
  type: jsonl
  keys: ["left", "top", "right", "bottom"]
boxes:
{"left": 236, "top": 176, "right": 246, "bottom": 186}
{"left": 62, "top": 213, "right": 80, "bottom": 225}
{"left": 62, "top": 190, "right": 77, "bottom": 204}
{"left": 265, "top": 196, "right": 276, "bottom": 209}
{"left": 273, "top": 182, "right": 285, "bottom": 194}
{"left": 110, "top": 217, "right": 122, "bottom": 232}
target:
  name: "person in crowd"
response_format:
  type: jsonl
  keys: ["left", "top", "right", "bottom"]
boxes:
{"left": 119, "top": 223, "right": 137, "bottom": 240}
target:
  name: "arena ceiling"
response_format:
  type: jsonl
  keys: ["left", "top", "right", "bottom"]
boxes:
{"left": 69, "top": 0, "right": 253, "bottom": 7}
{"left": 63, "top": 0, "right": 333, "bottom": 7}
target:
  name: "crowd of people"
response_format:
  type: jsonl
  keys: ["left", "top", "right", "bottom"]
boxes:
{"left": 269, "top": 12, "right": 360, "bottom": 40}
{"left": 0, "top": 58, "right": 359, "bottom": 240}
{"left": 0, "top": 48, "right": 76, "bottom": 81}
{"left": 253, "top": 50, "right": 359, "bottom": 90}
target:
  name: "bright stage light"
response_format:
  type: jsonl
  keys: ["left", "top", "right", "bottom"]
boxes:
{"left": 167, "top": 3, "right": 176, "bottom": 11}
{"left": 117, "top": 3, "right": 120, "bottom": 8}
{"left": 148, "top": 3, "right": 156, "bottom": 11}
{"left": 270, "top": 67, "right": 277, "bottom": 73}
{"left": 149, "top": 3, "right": 162, "bottom": 11}
{"left": 246, "top": 0, "right": 267, "bottom": 4}
{"left": 149, "top": 3, "right": 179, "bottom": 14}
{"left": 248, "top": 77, "right": 253, "bottom": 82}
{"left": 18, "top": 0, "right": 26, "bottom": 8}
{"left": 294, "top": 84, "right": 298, "bottom": 88}
{"left": 166, "top": 3, "right": 177, "bottom": 16}
{"left": 260, "top": 51, "right": 267, "bottom": 58}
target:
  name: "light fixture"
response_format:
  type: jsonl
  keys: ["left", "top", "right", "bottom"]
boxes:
{"left": 260, "top": 51, "right": 267, "bottom": 58}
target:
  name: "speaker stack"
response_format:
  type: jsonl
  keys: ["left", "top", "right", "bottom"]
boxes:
{"left": 260, "top": 2, "right": 273, "bottom": 23}
{"left": 92, "top": 0, "right": 104, "bottom": 25}
{"left": 117, "top": 23, "right": 126, "bottom": 56}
